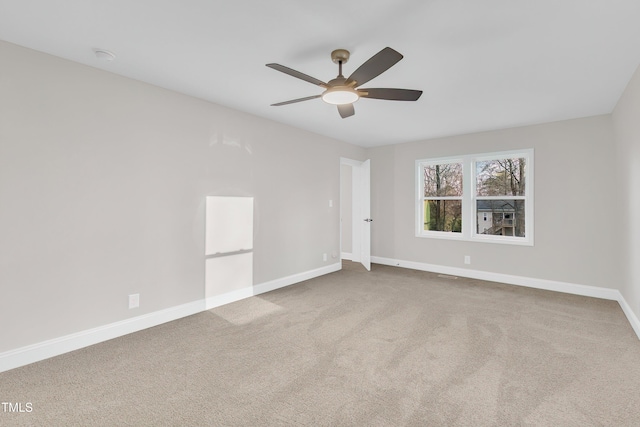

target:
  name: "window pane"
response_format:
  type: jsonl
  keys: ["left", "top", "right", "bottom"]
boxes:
{"left": 424, "top": 200, "right": 462, "bottom": 232}
{"left": 476, "top": 158, "right": 526, "bottom": 196}
{"left": 423, "top": 163, "right": 463, "bottom": 197}
{"left": 476, "top": 199, "right": 525, "bottom": 237}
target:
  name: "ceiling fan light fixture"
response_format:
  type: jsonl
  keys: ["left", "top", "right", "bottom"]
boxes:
{"left": 321, "top": 87, "right": 359, "bottom": 105}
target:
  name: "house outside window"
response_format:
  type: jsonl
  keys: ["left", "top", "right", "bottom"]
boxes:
{"left": 416, "top": 149, "right": 533, "bottom": 245}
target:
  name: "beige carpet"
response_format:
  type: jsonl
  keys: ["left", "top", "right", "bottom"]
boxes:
{"left": 2, "top": 262, "right": 640, "bottom": 426}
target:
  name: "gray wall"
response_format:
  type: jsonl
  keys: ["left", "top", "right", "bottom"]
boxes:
{"left": 0, "top": 41, "right": 365, "bottom": 352}
{"left": 2, "top": 38, "right": 637, "bottom": 356}
{"left": 612, "top": 64, "right": 640, "bottom": 321}
{"left": 368, "top": 115, "right": 621, "bottom": 289}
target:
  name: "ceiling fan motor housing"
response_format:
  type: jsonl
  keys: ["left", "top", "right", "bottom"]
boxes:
{"left": 331, "top": 49, "right": 350, "bottom": 64}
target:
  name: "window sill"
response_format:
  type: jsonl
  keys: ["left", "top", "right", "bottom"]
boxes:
{"left": 416, "top": 232, "right": 533, "bottom": 246}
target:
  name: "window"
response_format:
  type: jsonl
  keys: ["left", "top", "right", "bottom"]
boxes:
{"left": 416, "top": 149, "right": 533, "bottom": 245}
{"left": 421, "top": 160, "right": 463, "bottom": 233}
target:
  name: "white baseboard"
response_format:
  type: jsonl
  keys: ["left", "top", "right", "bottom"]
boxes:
{"left": 1, "top": 263, "right": 342, "bottom": 374}
{"left": 206, "top": 262, "right": 341, "bottom": 310}
{"left": 617, "top": 295, "right": 640, "bottom": 339}
{"left": 205, "top": 288, "right": 255, "bottom": 310}
{"left": 4, "top": 258, "right": 635, "bottom": 374}
{"left": 371, "top": 256, "right": 640, "bottom": 340}
{"left": 0, "top": 300, "right": 205, "bottom": 374}
{"left": 371, "top": 256, "right": 620, "bottom": 300}
{"left": 253, "top": 262, "right": 341, "bottom": 295}
{"left": 341, "top": 252, "right": 353, "bottom": 261}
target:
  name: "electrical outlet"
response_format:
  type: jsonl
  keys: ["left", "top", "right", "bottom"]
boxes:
{"left": 129, "top": 293, "right": 140, "bottom": 309}
{"left": 464, "top": 256, "right": 471, "bottom": 265}
{"left": 323, "top": 253, "right": 328, "bottom": 262}
{"left": 329, "top": 199, "right": 333, "bottom": 207}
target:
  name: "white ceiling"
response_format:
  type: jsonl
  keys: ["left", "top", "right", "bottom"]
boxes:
{"left": 1, "top": 0, "right": 640, "bottom": 148}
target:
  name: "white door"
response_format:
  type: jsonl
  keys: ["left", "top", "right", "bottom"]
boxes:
{"left": 340, "top": 157, "right": 372, "bottom": 271}
{"left": 360, "top": 159, "right": 371, "bottom": 271}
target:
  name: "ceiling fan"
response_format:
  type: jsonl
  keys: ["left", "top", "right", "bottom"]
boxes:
{"left": 266, "top": 47, "right": 422, "bottom": 118}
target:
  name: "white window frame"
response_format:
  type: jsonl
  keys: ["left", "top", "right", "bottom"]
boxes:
{"left": 415, "top": 156, "right": 467, "bottom": 240}
{"left": 416, "top": 149, "right": 534, "bottom": 246}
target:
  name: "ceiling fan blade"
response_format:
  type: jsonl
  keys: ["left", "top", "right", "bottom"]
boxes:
{"left": 346, "top": 47, "right": 403, "bottom": 88}
{"left": 271, "top": 95, "right": 322, "bottom": 106}
{"left": 359, "top": 88, "right": 423, "bottom": 101}
{"left": 266, "top": 63, "right": 328, "bottom": 88}
{"left": 337, "top": 103, "right": 355, "bottom": 118}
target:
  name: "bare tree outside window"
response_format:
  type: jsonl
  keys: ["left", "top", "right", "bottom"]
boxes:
{"left": 423, "top": 163, "right": 462, "bottom": 232}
